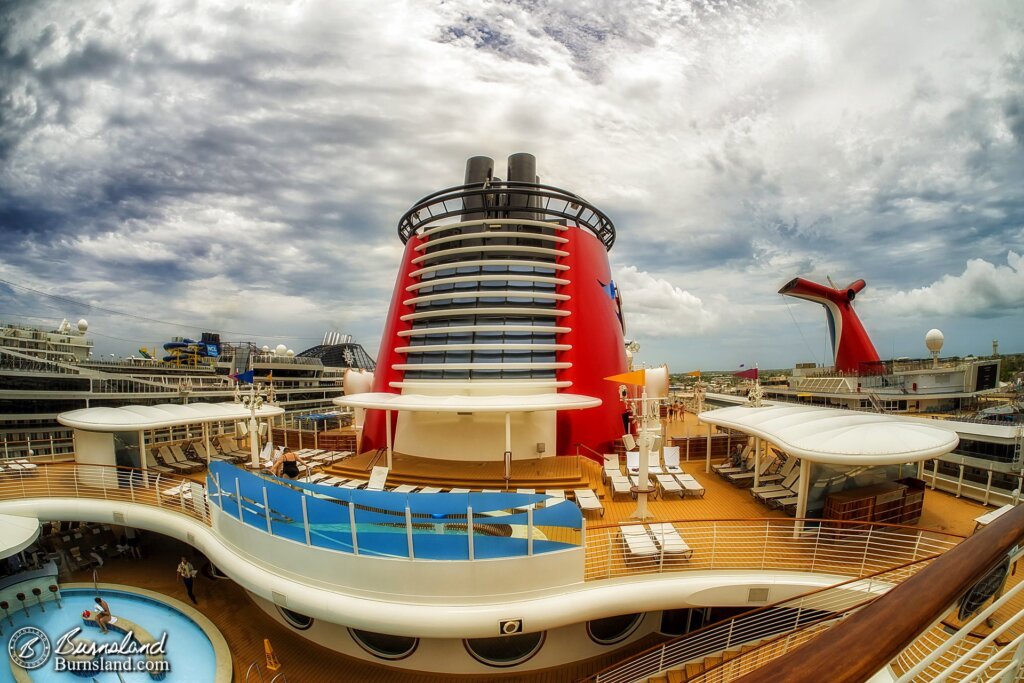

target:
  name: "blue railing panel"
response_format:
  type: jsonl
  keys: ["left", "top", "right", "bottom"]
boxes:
{"left": 206, "top": 462, "right": 581, "bottom": 561}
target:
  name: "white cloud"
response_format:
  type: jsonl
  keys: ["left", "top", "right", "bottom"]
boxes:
{"left": 884, "top": 251, "right": 1024, "bottom": 318}
{"left": 615, "top": 266, "right": 719, "bottom": 338}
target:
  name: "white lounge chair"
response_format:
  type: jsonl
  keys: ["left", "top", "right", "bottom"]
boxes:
{"left": 676, "top": 474, "right": 705, "bottom": 498}
{"left": 603, "top": 454, "right": 621, "bottom": 482}
{"left": 391, "top": 484, "right": 418, "bottom": 493}
{"left": 341, "top": 479, "right": 367, "bottom": 489}
{"left": 449, "top": 487, "right": 471, "bottom": 494}
{"left": 648, "top": 522, "right": 693, "bottom": 560}
{"left": 418, "top": 486, "right": 442, "bottom": 494}
{"left": 656, "top": 474, "right": 683, "bottom": 498}
{"left": 620, "top": 525, "right": 658, "bottom": 565}
{"left": 727, "top": 456, "right": 776, "bottom": 486}
{"left": 544, "top": 490, "right": 566, "bottom": 506}
{"left": 626, "top": 451, "right": 641, "bottom": 475}
{"left": 573, "top": 489, "right": 605, "bottom": 516}
{"left": 714, "top": 443, "right": 753, "bottom": 474}
{"left": 663, "top": 446, "right": 683, "bottom": 475}
{"left": 648, "top": 452, "right": 664, "bottom": 475}
{"left": 366, "top": 466, "right": 390, "bottom": 491}
{"left": 609, "top": 475, "right": 633, "bottom": 500}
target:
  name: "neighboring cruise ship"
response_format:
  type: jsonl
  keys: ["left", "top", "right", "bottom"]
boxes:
{"left": 2, "top": 155, "right": 1024, "bottom": 683}
{"left": 0, "top": 319, "right": 375, "bottom": 459}
{"left": 721, "top": 276, "right": 1023, "bottom": 506}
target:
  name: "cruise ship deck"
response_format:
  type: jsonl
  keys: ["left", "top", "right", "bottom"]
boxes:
{"left": 0, "top": 411, "right": 1003, "bottom": 681}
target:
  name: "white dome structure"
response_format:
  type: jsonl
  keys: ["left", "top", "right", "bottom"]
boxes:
{"left": 275, "top": 344, "right": 287, "bottom": 356}
{"left": 77, "top": 319, "right": 88, "bottom": 333}
{"left": 926, "top": 328, "right": 944, "bottom": 367}
{"left": 286, "top": 349, "right": 295, "bottom": 357}
{"left": 262, "top": 345, "right": 270, "bottom": 353}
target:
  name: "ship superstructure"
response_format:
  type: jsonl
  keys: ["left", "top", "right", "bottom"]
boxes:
{"left": 353, "top": 153, "right": 628, "bottom": 461}
{"left": 0, "top": 319, "right": 374, "bottom": 459}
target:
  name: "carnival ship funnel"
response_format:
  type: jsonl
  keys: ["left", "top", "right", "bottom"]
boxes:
{"left": 779, "top": 276, "right": 881, "bottom": 373}
{"left": 352, "top": 154, "right": 628, "bottom": 460}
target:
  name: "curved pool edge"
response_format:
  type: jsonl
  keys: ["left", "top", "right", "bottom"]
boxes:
{"left": 63, "top": 582, "right": 232, "bottom": 683}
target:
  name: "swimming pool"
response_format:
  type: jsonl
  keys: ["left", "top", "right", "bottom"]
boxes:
{"left": 1, "top": 586, "right": 225, "bottom": 682}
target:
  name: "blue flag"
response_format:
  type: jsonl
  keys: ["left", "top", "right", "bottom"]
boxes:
{"left": 232, "top": 370, "right": 255, "bottom": 384}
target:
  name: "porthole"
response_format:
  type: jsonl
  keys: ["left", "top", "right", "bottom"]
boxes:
{"left": 464, "top": 631, "right": 545, "bottom": 667}
{"left": 276, "top": 607, "right": 313, "bottom": 631}
{"left": 587, "top": 613, "right": 643, "bottom": 645}
{"left": 349, "top": 629, "right": 419, "bottom": 660}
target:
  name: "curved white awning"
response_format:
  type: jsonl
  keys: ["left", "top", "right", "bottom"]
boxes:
{"left": 334, "top": 392, "right": 601, "bottom": 413}
{"left": 58, "top": 402, "right": 286, "bottom": 432}
{"left": 700, "top": 404, "right": 959, "bottom": 465}
{"left": 0, "top": 514, "right": 40, "bottom": 557}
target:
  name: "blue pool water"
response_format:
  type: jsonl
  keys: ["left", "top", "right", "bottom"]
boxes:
{"left": 0, "top": 588, "right": 217, "bottom": 682}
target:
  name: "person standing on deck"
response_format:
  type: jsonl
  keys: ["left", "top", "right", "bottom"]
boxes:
{"left": 177, "top": 557, "right": 198, "bottom": 604}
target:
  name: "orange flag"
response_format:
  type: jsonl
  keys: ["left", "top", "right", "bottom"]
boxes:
{"left": 687, "top": 370, "right": 701, "bottom": 377}
{"left": 603, "top": 369, "right": 646, "bottom": 386}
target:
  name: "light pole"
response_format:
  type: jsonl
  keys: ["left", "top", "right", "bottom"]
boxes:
{"left": 238, "top": 382, "right": 266, "bottom": 468}
{"left": 629, "top": 389, "right": 662, "bottom": 521}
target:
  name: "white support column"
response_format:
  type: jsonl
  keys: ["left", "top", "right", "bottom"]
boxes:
{"left": 631, "top": 392, "right": 655, "bottom": 520}
{"left": 385, "top": 409, "right": 393, "bottom": 469}
{"left": 504, "top": 412, "right": 512, "bottom": 457}
{"left": 754, "top": 437, "right": 761, "bottom": 488}
{"left": 794, "top": 459, "right": 811, "bottom": 537}
{"left": 705, "top": 422, "right": 712, "bottom": 474}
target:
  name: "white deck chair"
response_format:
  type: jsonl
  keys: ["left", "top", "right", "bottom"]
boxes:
{"left": 714, "top": 443, "right": 753, "bottom": 474}
{"left": 419, "top": 486, "right": 442, "bottom": 494}
{"left": 603, "top": 454, "right": 621, "bottom": 482}
{"left": 321, "top": 476, "right": 350, "bottom": 487}
{"left": 609, "top": 475, "right": 633, "bottom": 500}
{"left": 727, "top": 455, "right": 776, "bottom": 485}
{"left": 656, "top": 474, "right": 683, "bottom": 498}
{"left": 676, "top": 474, "right": 705, "bottom": 498}
{"left": 573, "top": 489, "right": 604, "bottom": 516}
{"left": 755, "top": 476, "right": 801, "bottom": 504}
{"left": 341, "top": 479, "right": 368, "bottom": 489}
{"left": 302, "top": 472, "right": 331, "bottom": 484}
{"left": 620, "top": 525, "right": 658, "bottom": 564}
{"left": 648, "top": 523, "right": 693, "bottom": 560}
{"left": 752, "top": 469, "right": 799, "bottom": 497}
{"left": 390, "top": 484, "right": 418, "bottom": 493}
{"left": 648, "top": 452, "right": 664, "bottom": 475}
{"left": 663, "top": 446, "right": 683, "bottom": 475}
{"left": 544, "top": 490, "right": 566, "bottom": 506}
{"left": 449, "top": 487, "right": 471, "bottom": 494}
{"left": 366, "top": 466, "right": 389, "bottom": 491}
{"left": 626, "top": 451, "right": 641, "bottom": 475}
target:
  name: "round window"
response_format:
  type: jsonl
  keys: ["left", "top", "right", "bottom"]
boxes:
{"left": 587, "top": 613, "right": 643, "bottom": 645}
{"left": 349, "top": 629, "right": 418, "bottom": 660}
{"left": 277, "top": 607, "right": 313, "bottom": 631}
{"left": 464, "top": 631, "right": 545, "bottom": 667}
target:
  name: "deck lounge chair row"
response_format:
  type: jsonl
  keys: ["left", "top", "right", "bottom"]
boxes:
{"left": 609, "top": 448, "right": 705, "bottom": 499}
{"left": 620, "top": 522, "right": 692, "bottom": 565}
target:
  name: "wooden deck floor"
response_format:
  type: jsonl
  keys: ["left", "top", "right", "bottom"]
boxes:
{"left": 69, "top": 544, "right": 666, "bottom": 683}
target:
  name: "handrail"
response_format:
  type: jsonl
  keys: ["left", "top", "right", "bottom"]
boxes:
{"left": 585, "top": 516, "right": 967, "bottom": 536}
{"left": 730, "top": 503, "right": 1024, "bottom": 683}
{"left": 585, "top": 553, "right": 942, "bottom": 683}
{"left": 575, "top": 442, "right": 604, "bottom": 461}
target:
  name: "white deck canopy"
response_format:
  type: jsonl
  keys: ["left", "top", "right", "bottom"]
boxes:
{"left": 0, "top": 514, "right": 40, "bottom": 557}
{"left": 700, "top": 403, "right": 959, "bottom": 465}
{"left": 334, "top": 392, "right": 601, "bottom": 467}
{"left": 58, "top": 402, "right": 285, "bottom": 432}
{"left": 334, "top": 392, "right": 600, "bottom": 413}
{"left": 700, "top": 403, "right": 959, "bottom": 534}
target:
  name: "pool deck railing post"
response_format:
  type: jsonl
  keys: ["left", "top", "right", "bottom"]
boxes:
{"left": 348, "top": 502, "right": 359, "bottom": 556}
{"left": 467, "top": 505, "right": 475, "bottom": 561}
{"left": 405, "top": 504, "right": 415, "bottom": 560}
{"left": 301, "top": 495, "right": 311, "bottom": 546}
{"left": 262, "top": 487, "right": 271, "bottom": 533}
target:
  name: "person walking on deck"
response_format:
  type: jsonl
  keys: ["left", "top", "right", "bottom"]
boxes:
{"left": 177, "top": 557, "right": 198, "bottom": 604}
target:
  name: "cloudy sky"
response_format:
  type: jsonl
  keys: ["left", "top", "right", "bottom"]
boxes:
{"left": 2, "top": 0, "right": 1023, "bottom": 370}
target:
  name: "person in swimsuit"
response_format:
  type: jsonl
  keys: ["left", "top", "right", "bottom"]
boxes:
{"left": 94, "top": 596, "right": 113, "bottom": 633}
{"left": 271, "top": 449, "right": 307, "bottom": 479}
